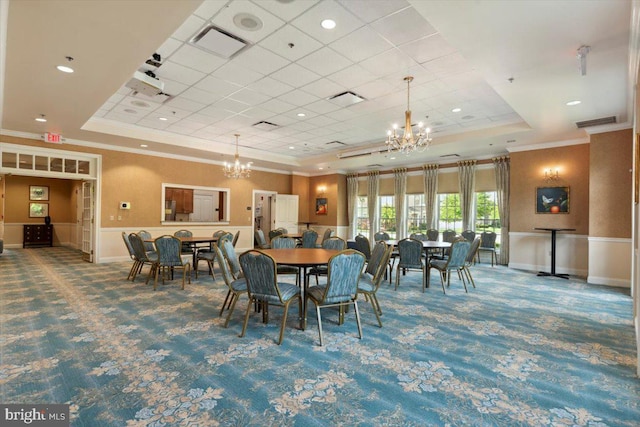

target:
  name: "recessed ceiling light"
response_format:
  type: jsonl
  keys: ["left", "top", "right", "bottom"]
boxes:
{"left": 321, "top": 19, "right": 336, "bottom": 30}
{"left": 140, "top": 144, "right": 148, "bottom": 148}
{"left": 124, "top": 108, "right": 137, "bottom": 114}
{"left": 56, "top": 65, "right": 74, "bottom": 73}
{"left": 390, "top": 156, "right": 396, "bottom": 160}
{"left": 319, "top": 167, "right": 323, "bottom": 170}
{"left": 452, "top": 108, "right": 462, "bottom": 113}
{"left": 297, "top": 112, "right": 306, "bottom": 117}
{"left": 159, "top": 117, "right": 168, "bottom": 121}
{"left": 35, "top": 115, "right": 47, "bottom": 122}
{"left": 289, "top": 146, "right": 295, "bottom": 149}
{"left": 131, "top": 100, "right": 150, "bottom": 108}
{"left": 566, "top": 100, "right": 581, "bottom": 106}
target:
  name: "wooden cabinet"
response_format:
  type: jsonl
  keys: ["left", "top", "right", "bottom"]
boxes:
{"left": 165, "top": 188, "right": 194, "bottom": 214}
{"left": 23, "top": 224, "right": 53, "bottom": 248}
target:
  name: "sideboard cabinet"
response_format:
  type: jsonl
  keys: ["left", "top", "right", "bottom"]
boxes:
{"left": 23, "top": 224, "right": 53, "bottom": 248}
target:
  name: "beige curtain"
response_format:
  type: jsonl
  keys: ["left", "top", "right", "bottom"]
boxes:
{"left": 347, "top": 173, "right": 359, "bottom": 239}
{"left": 458, "top": 160, "right": 477, "bottom": 231}
{"left": 423, "top": 164, "right": 439, "bottom": 229}
{"left": 367, "top": 171, "right": 379, "bottom": 244}
{"left": 493, "top": 156, "right": 510, "bottom": 265}
{"left": 394, "top": 168, "right": 407, "bottom": 239}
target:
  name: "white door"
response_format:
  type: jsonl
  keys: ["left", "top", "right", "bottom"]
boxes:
{"left": 274, "top": 194, "right": 298, "bottom": 232}
{"left": 81, "top": 181, "right": 94, "bottom": 262}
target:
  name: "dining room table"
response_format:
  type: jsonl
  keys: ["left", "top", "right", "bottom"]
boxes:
{"left": 383, "top": 239, "right": 452, "bottom": 286}
{"left": 146, "top": 236, "right": 218, "bottom": 267}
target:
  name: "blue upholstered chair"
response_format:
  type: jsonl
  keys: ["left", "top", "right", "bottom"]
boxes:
{"left": 137, "top": 230, "right": 156, "bottom": 254}
{"left": 395, "top": 238, "right": 426, "bottom": 292}
{"left": 153, "top": 235, "right": 191, "bottom": 291}
{"left": 354, "top": 234, "right": 371, "bottom": 262}
{"left": 271, "top": 236, "right": 300, "bottom": 285}
{"left": 304, "top": 250, "right": 366, "bottom": 346}
{"left": 358, "top": 241, "right": 393, "bottom": 327}
{"left": 478, "top": 231, "right": 498, "bottom": 266}
{"left": 195, "top": 231, "right": 232, "bottom": 279}
{"left": 128, "top": 233, "right": 158, "bottom": 284}
{"left": 254, "top": 229, "right": 270, "bottom": 249}
{"left": 308, "top": 237, "right": 347, "bottom": 285}
{"left": 232, "top": 230, "right": 240, "bottom": 247}
{"left": 122, "top": 231, "right": 140, "bottom": 281}
{"left": 174, "top": 229, "right": 194, "bottom": 256}
{"left": 409, "top": 232, "right": 428, "bottom": 241}
{"left": 461, "top": 236, "right": 482, "bottom": 289}
{"left": 319, "top": 228, "right": 333, "bottom": 247}
{"left": 220, "top": 239, "right": 243, "bottom": 280}
{"left": 239, "top": 250, "right": 302, "bottom": 345}
{"left": 461, "top": 230, "right": 476, "bottom": 242}
{"left": 374, "top": 231, "right": 390, "bottom": 242}
{"left": 213, "top": 244, "right": 247, "bottom": 328}
{"left": 301, "top": 229, "right": 318, "bottom": 248}
{"left": 428, "top": 240, "right": 471, "bottom": 294}
{"left": 426, "top": 229, "right": 439, "bottom": 241}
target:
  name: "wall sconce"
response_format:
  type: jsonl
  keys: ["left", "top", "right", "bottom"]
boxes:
{"left": 317, "top": 185, "right": 327, "bottom": 195}
{"left": 544, "top": 168, "right": 559, "bottom": 182}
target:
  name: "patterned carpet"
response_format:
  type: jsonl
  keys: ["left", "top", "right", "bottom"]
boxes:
{"left": 0, "top": 246, "right": 638, "bottom": 426}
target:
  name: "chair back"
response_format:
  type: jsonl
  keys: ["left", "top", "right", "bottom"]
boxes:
{"left": 268, "top": 229, "right": 283, "bottom": 241}
{"left": 426, "top": 229, "right": 439, "bottom": 241}
{"left": 239, "top": 250, "right": 285, "bottom": 303}
{"left": 174, "top": 229, "right": 193, "bottom": 253}
{"left": 271, "top": 236, "right": 296, "bottom": 249}
{"left": 254, "top": 229, "right": 268, "bottom": 248}
{"left": 322, "top": 236, "right": 346, "bottom": 250}
{"left": 397, "top": 238, "right": 423, "bottom": 268}
{"left": 354, "top": 234, "right": 371, "bottom": 260}
{"left": 445, "top": 240, "right": 471, "bottom": 270}
{"left": 366, "top": 241, "right": 388, "bottom": 276}
{"left": 321, "top": 250, "right": 366, "bottom": 304}
{"left": 442, "top": 229, "right": 457, "bottom": 243}
{"left": 220, "top": 239, "right": 242, "bottom": 279}
{"left": 321, "top": 228, "right": 333, "bottom": 244}
{"left": 276, "top": 227, "right": 288, "bottom": 234}
{"left": 138, "top": 230, "right": 155, "bottom": 252}
{"left": 155, "top": 235, "right": 186, "bottom": 267}
{"left": 129, "top": 233, "right": 152, "bottom": 262}
{"left": 409, "top": 232, "right": 428, "bottom": 241}
{"left": 461, "top": 230, "right": 476, "bottom": 242}
{"left": 122, "top": 231, "right": 136, "bottom": 260}
{"left": 480, "top": 231, "right": 497, "bottom": 249}
{"left": 213, "top": 244, "right": 235, "bottom": 288}
{"left": 301, "top": 229, "right": 318, "bottom": 248}
{"left": 374, "top": 231, "right": 390, "bottom": 242}
{"left": 232, "top": 230, "right": 240, "bottom": 247}
{"left": 368, "top": 242, "right": 393, "bottom": 289}
{"left": 218, "top": 232, "right": 234, "bottom": 245}
{"left": 213, "top": 230, "right": 227, "bottom": 239}
{"left": 466, "top": 236, "right": 482, "bottom": 264}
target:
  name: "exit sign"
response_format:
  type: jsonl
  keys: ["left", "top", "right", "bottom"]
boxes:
{"left": 44, "top": 132, "right": 62, "bottom": 143}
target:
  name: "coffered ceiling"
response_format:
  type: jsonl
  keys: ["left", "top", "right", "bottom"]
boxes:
{"left": 0, "top": 0, "right": 633, "bottom": 174}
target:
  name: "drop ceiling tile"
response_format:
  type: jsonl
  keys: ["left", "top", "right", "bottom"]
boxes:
{"left": 422, "top": 53, "right": 472, "bottom": 78}
{"left": 232, "top": 45, "right": 290, "bottom": 75}
{"left": 164, "top": 96, "right": 207, "bottom": 113}
{"left": 93, "top": 109, "right": 108, "bottom": 118}
{"left": 137, "top": 118, "right": 172, "bottom": 130}
{"left": 271, "top": 63, "right": 321, "bottom": 88}
{"left": 300, "top": 78, "right": 346, "bottom": 99}
{"left": 370, "top": 7, "right": 437, "bottom": 47}
{"left": 247, "top": 76, "right": 294, "bottom": 97}
{"left": 185, "top": 112, "right": 219, "bottom": 125}
{"left": 228, "top": 88, "right": 271, "bottom": 105}
{"left": 306, "top": 115, "right": 338, "bottom": 128}
{"left": 213, "top": 97, "right": 251, "bottom": 113}
{"left": 327, "top": 64, "right": 378, "bottom": 89}
{"left": 211, "top": 0, "right": 285, "bottom": 44}
{"left": 171, "top": 15, "right": 207, "bottom": 42}
{"left": 299, "top": 48, "right": 354, "bottom": 78}
{"left": 213, "top": 61, "right": 265, "bottom": 85}
{"left": 281, "top": 109, "right": 319, "bottom": 120}
{"left": 120, "top": 96, "right": 162, "bottom": 111}
{"left": 169, "top": 44, "right": 228, "bottom": 74}
{"left": 104, "top": 110, "right": 140, "bottom": 124}
{"left": 164, "top": 124, "right": 198, "bottom": 135}
{"left": 154, "top": 105, "right": 193, "bottom": 119}
{"left": 170, "top": 118, "right": 209, "bottom": 130}
{"left": 239, "top": 106, "right": 276, "bottom": 119}
{"left": 252, "top": 0, "right": 317, "bottom": 21}
{"left": 277, "top": 89, "right": 320, "bottom": 107}
{"left": 337, "top": 0, "right": 410, "bottom": 23}
{"left": 304, "top": 99, "right": 343, "bottom": 114}
{"left": 286, "top": 121, "right": 316, "bottom": 132}
{"left": 353, "top": 79, "right": 395, "bottom": 100}
{"left": 107, "top": 93, "right": 125, "bottom": 104}
{"left": 359, "top": 48, "right": 419, "bottom": 78}
{"left": 259, "top": 24, "right": 323, "bottom": 62}
{"left": 329, "top": 26, "right": 394, "bottom": 63}
{"left": 157, "top": 61, "right": 207, "bottom": 85}
{"left": 193, "top": 0, "right": 227, "bottom": 20}
{"left": 266, "top": 114, "right": 299, "bottom": 126}
{"left": 290, "top": 0, "right": 364, "bottom": 45}
{"left": 180, "top": 86, "right": 222, "bottom": 104}
{"left": 198, "top": 105, "right": 237, "bottom": 120}
{"left": 399, "top": 34, "right": 457, "bottom": 65}
{"left": 161, "top": 78, "right": 190, "bottom": 97}
{"left": 195, "top": 75, "right": 243, "bottom": 96}
{"left": 324, "top": 106, "right": 359, "bottom": 121}
{"left": 157, "top": 38, "right": 184, "bottom": 60}
{"left": 259, "top": 98, "right": 297, "bottom": 114}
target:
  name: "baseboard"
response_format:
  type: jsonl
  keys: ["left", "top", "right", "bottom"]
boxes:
{"left": 508, "top": 262, "right": 588, "bottom": 278}
{"left": 586, "top": 276, "right": 630, "bottom": 288}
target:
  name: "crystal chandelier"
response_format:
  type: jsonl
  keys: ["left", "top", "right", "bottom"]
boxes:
{"left": 223, "top": 134, "right": 252, "bottom": 179}
{"left": 386, "top": 76, "right": 432, "bottom": 154}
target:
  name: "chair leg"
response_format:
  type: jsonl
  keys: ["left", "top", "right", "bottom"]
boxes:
{"left": 353, "top": 300, "right": 363, "bottom": 340}
{"left": 369, "top": 295, "right": 382, "bottom": 327}
{"left": 277, "top": 300, "right": 291, "bottom": 345}
{"left": 395, "top": 267, "right": 400, "bottom": 290}
{"left": 422, "top": 267, "right": 426, "bottom": 293}
{"left": 439, "top": 270, "right": 446, "bottom": 294}
{"left": 224, "top": 293, "right": 238, "bottom": 328}
{"left": 220, "top": 290, "right": 232, "bottom": 317}
{"left": 316, "top": 304, "right": 324, "bottom": 346}
{"left": 239, "top": 298, "right": 253, "bottom": 338}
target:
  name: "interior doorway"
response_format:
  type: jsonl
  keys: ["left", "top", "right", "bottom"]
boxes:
{"left": 253, "top": 190, "right": 275, "bottom": 247}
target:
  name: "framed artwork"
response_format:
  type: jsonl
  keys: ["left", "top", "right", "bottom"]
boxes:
{"left": 29, "top": 202, "right": 49, "bottom": 218}
{"left": 30, "top": 185, "right": 49, "bottom": 201}
{"left": 536, "top": 186, "right": 569, "bottom": 214}
{"left": 315, "top": 198, "right": 328, "bottom": 215}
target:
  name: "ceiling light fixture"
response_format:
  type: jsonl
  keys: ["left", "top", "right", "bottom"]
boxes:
{"left": 223, "top": 134, "right": 252, "bottom": 179}
{"left": 386, "top": 76, "right": 432, "bottom": 154}
{"left": 297, "top": 112, "right": 306, "bottom": 117}
{"left": 35, "top": 114, "right": 47, "bottom": 123}
{"left": 159, "top": 117, "right": 168, "bottom": 121}
{"left": 321, "top": 19, "right": 336, "bottom": 29}
{"left": 566, "top": 100, "right": 581, "bottom": 106}
{"left": 452, "top": 107, "right": 462, "bottom": 113}
{"left": 56, "top": 56, "right": 74, "bottom": 73}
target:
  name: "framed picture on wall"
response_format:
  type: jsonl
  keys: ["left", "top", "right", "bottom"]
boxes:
{"left": 536, "top": 186, "right": 569, "bottom": 214}
{"left": 316, "top": 198, "right": 328, "bottom": 215}
{"left": 29, "top": 202, "right": 49, "bottom": 218}
{"left": 29, "top": 185, "right": 49, "bottom": 201}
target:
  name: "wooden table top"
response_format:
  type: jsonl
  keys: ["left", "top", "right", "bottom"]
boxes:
{"left": 260, "top": 248, "right": 341, "bottom": 266}
{"left": 145, "top": 236, "right": 218, "bottom": 243}
{"left": 383, "top": 239, "right": 451, "bottom": 248}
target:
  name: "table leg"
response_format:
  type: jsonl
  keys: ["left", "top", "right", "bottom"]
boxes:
{"left": 537, "top": 229, "right": 569, "bottom": 279}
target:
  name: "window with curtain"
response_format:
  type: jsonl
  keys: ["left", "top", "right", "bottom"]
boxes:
{"left": 475, "top": 191, "right": 501, "bottom": 246}
{"left": 437, "top": 193, "right": 462, "bottom": 232}
{"left": 378, "top": 195, "right": 396, "bottom": 238}
{"left": 356, "top": 196, "right": 369, "bottom": 236}
{"left": 406, "top": 193, "right": 427, "bottom": 234}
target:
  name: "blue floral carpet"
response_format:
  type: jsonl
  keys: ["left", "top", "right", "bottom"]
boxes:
{"left": 0, "top": 246, "right": 638, "bottom": 426}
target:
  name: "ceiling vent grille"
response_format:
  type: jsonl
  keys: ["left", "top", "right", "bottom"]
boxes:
{"left": 326, "top": 140, "right": 346, "bottom": 146}
{"left": 576, "top": 116, "right": 617, "bottom": 128}
{"left": 190, "top": 25, "right": 249, "bottom": 59}
{"left": 440, "top": 154, "right": 460, "bottom": 158}
{"left": 252, "top": 121, "right": 279, "bottom": 130}
{"left": 328, "top": 91, "right": 366, "bottom": 107}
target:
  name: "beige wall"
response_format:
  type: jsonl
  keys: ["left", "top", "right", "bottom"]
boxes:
{"left": 5, "top": 175, "right": 77, "bottom": 224}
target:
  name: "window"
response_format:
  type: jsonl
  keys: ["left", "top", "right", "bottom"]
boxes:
{"left": 356, "top": 196, "right": 369, "bottom": 236}
{"left": 475, "top": 191, "right": 501, "bottom": 245}
{"left": 378, "top": 195, "right": 396, "bottom": 238}
{"left": 437, "top": 193, "right": 462, "bottom": 232}
{"left": 406, "top": 194, "right": 427, "bottom": 234}
{"left": 162, "top": 183, "right": 229, "bottom": 224}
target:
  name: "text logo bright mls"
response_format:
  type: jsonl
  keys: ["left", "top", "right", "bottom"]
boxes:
{"left": 1, "top": 404, "right": 69, "bottom": 426}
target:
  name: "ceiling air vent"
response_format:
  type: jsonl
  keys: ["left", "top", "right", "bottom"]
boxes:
{"left": 252, "top": 121, "right": 279, "bottom": 130}
{"left": 576, "top": 116, "right": 616, "bottom": 128}
{"left": 440, "top": 154, "right": 460, "bottom": 158}
{"left": 326, "top": 140, "right": 346, "bottom": 146}
{"left": 328, "top": 91, "right": 366, "bottom": 107}
{"left": 190, "top": 25, "right": 249, "bottom": 59}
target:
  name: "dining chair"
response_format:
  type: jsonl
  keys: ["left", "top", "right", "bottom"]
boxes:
{"left": 409, "top": 232, "right": 428, "bottom": 241}
{"left": 127, "top": 233, "right": 158, "bottom": 284}
{"left": 461, "top": 230, "right": 476, "bottom": 242}
{"left": 478, "top": 231, "right": 498, "bottom": 266}
{"left": 428, "top": 240, "right": 471, "bottom": 294}
{"left": 320, "top": 228, "right": 333, "bottom": 247}
{"left": 174, "top": 229, "right": 194, "bottom": 256}
{"left": 232, "top": 230, "right": 240, "bottom": 247}
{"left": 137, "top": 230, "right": 156, "bottom": 253}
{"left": 213, "top": 244, "right": 247, "bottom": 328}
{"left": 268, "top": 229, "right": 283, "bottom": 241}
{"left": 301, "top": 229, "right": 318, "bottom": 248}
{"left": 374, "top": 231, "right": 390, "bottom": 242}
{"left": 270, "top": 236, "right": 300, "bottom": 286}
{"left": 153, "top": 235, "right": 191, "bottom": 291}
{"left": 303, "top": 249, "right": 366, "bottom": 346}
{"left": 194, "top": 231, "right": 229, "bottom": 279}
{"left": 239, "top": 250, "right": 302, "bottom": 345}
{"left": 358, "top": 242, "right": 392, "bottom": 327}
{"left": 254, "top": 229, "right": 270, "bottom": 249}
{"left": 354, "top": 234, "right": 371, "bottom": 262}
{"left": 426, "top": 229, "right": 439, "bottom": 241}
{"left": 395, "top": 238, "right": 426, "bottom": 292}
{"left": 372, "top": 231, "right": 396, "bottom": 280}
{"left": 122, "top": 231, "right": 140, "bottom": 281}
{"left": 442, "top": 229, "right": 457, "bottom": 243}
{"left": 220, "top": 239, "right": 243, "bottom": 280}
{"left": 460, "top": 236, "right": 482, "bottom": 289}
{"left": 308, "top": 236, "right": 347, "bottom": 285}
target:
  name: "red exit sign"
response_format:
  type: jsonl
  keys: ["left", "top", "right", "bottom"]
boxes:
{"left": 44, "top": 132, "right": 62, "bottom": 143}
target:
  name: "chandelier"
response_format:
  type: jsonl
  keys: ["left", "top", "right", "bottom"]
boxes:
{"left": 223, "top": 134, "right": 252, "bottom": 179}
{"left": 386, "top": 76, "right": 432, "bottom": 154}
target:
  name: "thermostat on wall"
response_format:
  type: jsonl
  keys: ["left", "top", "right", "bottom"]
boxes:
{"left": 120, "top": 202, "right": 131, "bottom": 210}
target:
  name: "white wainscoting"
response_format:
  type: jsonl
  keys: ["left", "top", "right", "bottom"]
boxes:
{"left": 587, "top": 237, "right": 632, "bottom": 287}
{"left": 3, "top": 222, "right": 77, "bottom": 249}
